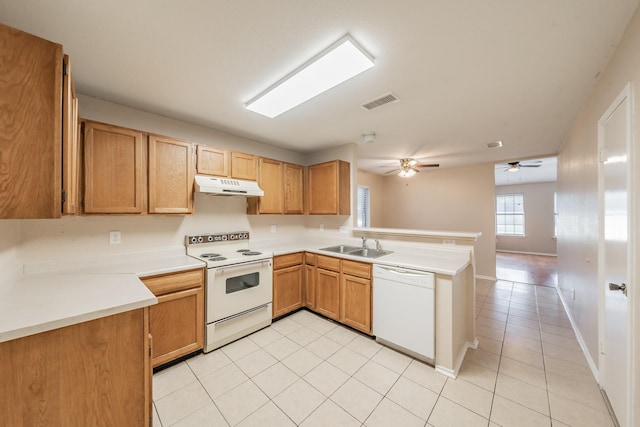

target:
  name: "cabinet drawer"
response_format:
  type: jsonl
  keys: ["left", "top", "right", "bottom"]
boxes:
{"left": 342, "top": 260, "right": 371, "bottom": 279}
{"left": 142, "top": 268, "right": 204, "bottom": 296}
{"left": 316, "top": 254, "right": 341, "bottom": 272}
{"left": 305, "top": 252, "right": 316, "bottom": 265}
{"left": 274, "top": 252, "right": 304, "bottom": 270}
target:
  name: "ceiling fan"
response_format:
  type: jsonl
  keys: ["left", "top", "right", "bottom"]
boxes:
{"left": 502, "top": 161, "right": 542, "bottom": 172}
{"left": 385, "top": 158, "right": 440, "bottom": 178}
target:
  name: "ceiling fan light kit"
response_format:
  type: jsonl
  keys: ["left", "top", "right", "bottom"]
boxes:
{"left": 504, "top": 161, "right": 542, "bottom": 172}
{"left": 362, "top": 131, "right": 376, "bottom": 144}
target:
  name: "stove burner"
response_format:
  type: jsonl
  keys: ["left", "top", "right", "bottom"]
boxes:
{"left": 201, "top": 253, "right": 221, "bottom": 258}
{"left": 208, "top": 256, "right": 227, "bottom": 262}
{"left": 236, "top": 249, "right": 251, "bottom": 253}
{"left": 243, "top": 251, "right": 262, "bottom": 256}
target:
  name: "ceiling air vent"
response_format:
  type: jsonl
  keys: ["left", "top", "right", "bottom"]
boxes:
{"left": 362, "top": 92, "right": 400, "bottom": 111}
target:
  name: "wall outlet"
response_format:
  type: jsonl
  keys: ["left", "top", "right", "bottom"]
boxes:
{"left": 270, "top": 224, "right": 277, "bottom": 233}
{"left": 319, "top": 224, "right": 324, "bottom": 232}
{"left": 109, "top": 230, "right": 121, "bottom": 245}
{"left": 339, "top": 226, "right": 349, "bottom": 233}
{"left": 571, "top": 288, "right": 576, "bottom": 300}
{"left": 443, "top": 239, "right": 455, "bottom": 245}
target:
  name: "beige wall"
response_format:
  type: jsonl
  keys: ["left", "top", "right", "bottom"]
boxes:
{"left": 557, "top": 3, "right": 640, "bottom": 411}
{"left": 372, "top": 163, "right": 496, "bottom": 278}
{"left": 496, "top": 182, "right": 557, "bottom": 255}
{"left": 356, "top": 170, "right": 385, "bottom": 227}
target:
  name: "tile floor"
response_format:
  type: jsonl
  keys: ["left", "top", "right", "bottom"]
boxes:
{"left": 152, "top": 279, "right": 615, "bottom": 426}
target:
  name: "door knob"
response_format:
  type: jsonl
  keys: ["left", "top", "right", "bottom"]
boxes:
{"left": 608, "top": 282, "right": 628, "bottom": 297}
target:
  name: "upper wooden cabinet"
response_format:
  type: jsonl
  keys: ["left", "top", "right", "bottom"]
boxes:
{"left": 247, "top": 158, "right": 304, "bottom": 215}
{"left": 195, "top": 147, "right": 257, "bottom": 181}
{"left": 284, "top": 163, "right": 304, "bottom": 214}
{"left": 148, "top": 135, "right": 195, "bottom": 214}
{"left": 231, "top": 151, "right": 257, "bottom": 180}
{"left": 196, "top": 146, "right": 229, "bottom": 177}
{"left": 0, "top": 23, "right": 78, "bottom": 219}
{"left": 83, "top": 121, "right": 146, "bottom": 214}
{"left": 307, "top": 160, "right": 351, "bottom": 215}
{"left": 62, "top": 54, "right": 80, "bottom": 215}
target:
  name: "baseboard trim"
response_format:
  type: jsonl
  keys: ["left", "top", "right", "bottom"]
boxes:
{"left": 556, "top": 287, "right": 600, "bottom": 382}
{"left": 476, "top": 275, "right": 497, "bottom": 282}
{"left": 435, "top": 339, "right": 478, "bottom": 379}
{"left": 496, "top": 250, "right": 557, "bottom": 257}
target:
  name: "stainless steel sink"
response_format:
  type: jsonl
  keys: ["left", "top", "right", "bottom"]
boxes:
{"left": 320, "top": 245, "right": 361, "bottom": 254}
{"left": 346, "top": 248, "right": 393, "bottom": 258}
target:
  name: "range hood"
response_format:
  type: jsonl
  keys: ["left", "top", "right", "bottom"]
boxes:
{"left": 194, "top": 175, "right": 264, "bottom": 196}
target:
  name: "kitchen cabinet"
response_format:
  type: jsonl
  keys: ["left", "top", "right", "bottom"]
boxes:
{"left": 195, "top": 147, "right": 257, "bottom": 181}
{"left": 284, "top": 163, "right": 304, "bottom": 214}
{"left": 247, "top": 158, "right": 305, "bottom": 215}
{"left": 304, "top": 252, "right": 317, "bottom": 309}
{"left": 0, "top": 23, "right": 78, "bottom": 219}
{"left": 196, "top": 145, "right": 229, "bottom": 176}
{"left": 273, "top": 252, "right": 304, "bottom": 318}
{"left": 231, "top": 151, "right": 257, "bottom": 180}
{"left": 315, "top": 254, "right": 341, "bottom": 320}
{"left": 142, "top": 268, "right": 204, "bottom": 367}
{"left": 148, "top": 134, "right": 195, "bottom": 214}
{"left": 62, "top": 54, "right": 80, "bottom": 215}
{"left": 0, "top": 308, "right": 151, "bottom": 427}
{"left": 307, "top": 160, "right": 351, "bottom": 215}
{"left": 247, "top": 157, "right": 284, "bottom": 214}
{"left": 83, "top": 121, "right": 146, "bottom": 214}
{"left": 340, "top": 259, "right": 372, "bottom": 334}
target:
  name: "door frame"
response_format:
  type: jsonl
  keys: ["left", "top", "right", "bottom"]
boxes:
{"left": 597, "top": 81, "right": 636, "bottom": 426}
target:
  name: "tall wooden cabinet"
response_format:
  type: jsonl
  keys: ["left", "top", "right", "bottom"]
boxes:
{"left": 0, "top": 309, "right": 151, "bottom": 427}
{"left": 307, "top": 160, "right": 351, "bottom": 215}
{"left": 148, "top": 135, "right": 195, "bottom": 214}
{"left": 0, "top": 23, "right": 78, "bottom": 219}
{"left": 142, "top": 268, "right": 204, "bottom": 367}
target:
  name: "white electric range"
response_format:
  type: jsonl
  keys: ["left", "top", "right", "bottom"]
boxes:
{"left": 186, "top": 231, "right": 273, "bottom": 352}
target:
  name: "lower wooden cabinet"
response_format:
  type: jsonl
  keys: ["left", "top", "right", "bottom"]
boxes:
{"left": 304, "top": 253, "right": 316, "bottom": 309}
{"left": 0, "top": 309, "right": 151, "bottom": 427}
{"left": 315, "top": 267, "right": 341, "bottom": 320}
{"left": 273, "top": 252, "right": 304, "bottom": 318}
{"left": 142, "top": 268, "right": 204, "bottom": 367}
{"left": 340, "top": 274, "right": 372, "bottom": 333}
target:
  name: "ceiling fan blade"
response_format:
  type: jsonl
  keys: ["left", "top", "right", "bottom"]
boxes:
{"left": 385, "top": 168, "right": 401, "bottom": 174}
{"left": 415, "top": 163, "right": 440, "bottom": 168}
{"left": 519, "top": 164, "right": 541, "bottom": 167}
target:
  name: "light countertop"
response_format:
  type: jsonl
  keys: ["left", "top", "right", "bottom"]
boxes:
{"left": 1, "top": 249, "right": 206, "bottom": 344}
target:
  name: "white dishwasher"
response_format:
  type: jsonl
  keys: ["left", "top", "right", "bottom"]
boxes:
{"left": 373, "top": 264, "right": 435, "bottom": 361}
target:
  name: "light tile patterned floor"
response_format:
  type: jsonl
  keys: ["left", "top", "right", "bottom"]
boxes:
{"left": 152, "top": 279, "right": 615, "bottom": 426}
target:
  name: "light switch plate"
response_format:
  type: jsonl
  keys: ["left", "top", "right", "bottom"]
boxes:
{"left": 109, "top": 230, "right": 121, "bottom": 244}
{"left": 270, "top": 225, "right": 277, "bottom": 233}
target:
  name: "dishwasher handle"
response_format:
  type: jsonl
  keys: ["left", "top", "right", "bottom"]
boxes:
{"left": 373, "top": 265, "right": 435, "bottom": 287}
{"left": 374, "top": 265, "right": 432, "bottom": 276}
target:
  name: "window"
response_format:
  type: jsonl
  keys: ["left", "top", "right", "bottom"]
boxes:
{"left": 357, "top": 186, "right": 370, "bottom": 227}
{"left": 496, "top": 194, "right": 525, "bottom": 236}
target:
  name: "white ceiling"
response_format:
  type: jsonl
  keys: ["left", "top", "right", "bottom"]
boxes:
{"left": 1, "top": 1, "right": 637, "bottom": 174}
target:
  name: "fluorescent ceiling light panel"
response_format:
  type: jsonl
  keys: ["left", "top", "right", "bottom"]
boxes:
{"left": 246, "top": 35, "right": 374, "bottom": 118}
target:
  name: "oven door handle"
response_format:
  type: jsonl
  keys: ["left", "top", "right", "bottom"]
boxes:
{"left": 216, "top": 259, "right": 272, "bottom": 273}
{"left": 215, "top": 304, "right": 270, "bottom": 325}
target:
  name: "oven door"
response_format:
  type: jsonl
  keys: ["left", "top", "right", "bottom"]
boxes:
{"left": 207, "top": 259, "right": 273, "bottom": 322}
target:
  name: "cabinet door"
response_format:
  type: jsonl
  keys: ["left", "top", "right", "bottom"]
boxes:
{"left": 148, "top": 135, "right": 194, "bottom": 214}
{"left": 84, "top": 121, "right": 146, "bottom": 214}
{"left": 307, "top": 160, "right": 350, "bottom": 215}
{"left": 284, "top": 163, "right": 304, "bottom": 214}
{"left": 340, "top": 274, "right": 372, "bottom": 334}
{"left": 257, "top": 158, "right": 284, "bottom": 214}
{"left": 316, "top": 268, "right": 340, "bottom": 320}
{"left": 62, "top": 54, "right": 80, "bottom": 215}
{"left": 273, "top": 264, "right": 303, "bottom": 318}
{"left": 197, "top": 146, "right": 228, "bottom": 176}
{"left": 149, "top": 287, "right": 204, "bottom": 366}
{"left": 231, "top": 152, "right": 257, "bottom": 180}
{"left": 304, "top": 264, "right": 316, "bottom": 309}
{"left": 0, "top": 24, "right": 63, "bottom": 219}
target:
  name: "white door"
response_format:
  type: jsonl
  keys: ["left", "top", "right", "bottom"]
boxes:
{"left": 598, "top": 83, "right": 632, "bottom": 426}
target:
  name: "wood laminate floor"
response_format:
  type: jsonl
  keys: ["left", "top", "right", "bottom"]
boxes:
{"left": 496, "top": 252, "right": 558, "bottom": 287}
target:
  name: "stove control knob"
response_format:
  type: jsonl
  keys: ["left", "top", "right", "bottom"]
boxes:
{"left": 190, "top": 236, "right": 197, "bottom": 244}
{"left": 207, "top": 235, "right": 213, "bottom": 242}
{"left": 197, "top": 236, "right": 204, "bottom": 243}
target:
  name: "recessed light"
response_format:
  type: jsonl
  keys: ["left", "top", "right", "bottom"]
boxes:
{"left": 362, "top": 131, "right": 376, "bottom": 144}
{"left": 246, "top": 35, "right": 374, "bottom": 118}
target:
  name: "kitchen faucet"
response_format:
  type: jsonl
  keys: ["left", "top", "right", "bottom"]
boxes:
{"left": 375, "top": 239, "right": 382, "bottom": 251}
{"left": 361, "top": 237, "right": 368, "bottom": 248}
